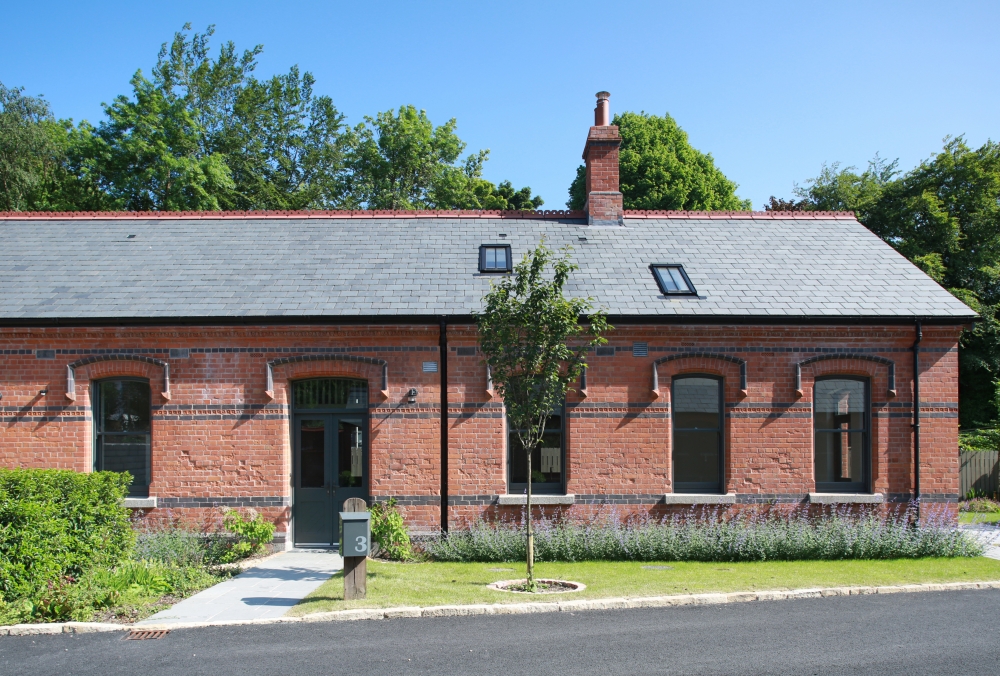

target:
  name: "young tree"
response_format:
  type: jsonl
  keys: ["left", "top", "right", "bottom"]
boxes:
{"left": 476, "top": 243, "right": 608, "bottom": 589}
{"left": 567, "top": 111, "right": 750, "bottom": 211}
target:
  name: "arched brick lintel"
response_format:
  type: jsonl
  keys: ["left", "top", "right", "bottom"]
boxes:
{"left": 67, "top": 355, "right": 170, "bottom": 402}
{"left": 652, "top": 352, "right": 747, "bottom": 396}
{"left": 265, "top": 354, "right": 389, "bottom": 401}
{"left": 795, "top": 354, "right": 895, "bottom": 397}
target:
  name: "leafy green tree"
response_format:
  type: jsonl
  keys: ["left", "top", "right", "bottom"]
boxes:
{"left": 149, "top": 25, "right": 348, "bottom": 210}
{"left": 85, "top": 71, "right": 235, "bottom": 210}
{"left": 476, "top": 243, "right": 608, "bottom": 589}
{"left": 567, "top": 111, "right": 751, "bottom": 211}
{"left": 0, "top": 83, "right": 55, "bottom": 211}
{"left": 0, "top": 83, "right": 106, "bottom": 211}
{"left": 791, "top": 139, "right": 1000, "bottom": 428}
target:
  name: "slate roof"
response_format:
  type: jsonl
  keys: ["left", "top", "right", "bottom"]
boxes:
{"left": 0, "top": 214, "right": 977, "bottom": 322}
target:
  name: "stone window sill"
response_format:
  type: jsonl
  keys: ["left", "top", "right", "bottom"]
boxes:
{"left": 122, "top": 497, "right": 157, "bottom": 509}
{"left": 662, "top": 493, "right": 736, "bottom": 505}
{"left": 809, "top": 493, "right": 884, "bottom": 504}
{"left": 497, "top": 494, "right": 575, "bottom": 506}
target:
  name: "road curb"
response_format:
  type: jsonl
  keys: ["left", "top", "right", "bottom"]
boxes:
{"left": 4, "top": 579, "right": 1000, "bottom": 635}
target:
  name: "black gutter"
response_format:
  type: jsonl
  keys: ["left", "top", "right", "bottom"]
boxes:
{"left": 439, "top": 318, "right": 449, "bottom": 533}
{"left": 0, "top": 314, "right": 978, "bottom": 329}
{"left": 913, "top": 321, "right": 922, "bottom": 500}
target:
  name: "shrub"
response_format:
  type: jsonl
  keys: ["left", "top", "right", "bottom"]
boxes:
{"left": 960, "top": 498, "right": 1000, "bottom": 513}
{"left": 370, "top": 498, "right": 413, "bottom": 560}
{"left": 206, "top": 508, "right": 275, "bottom": 564}
{"left": 959, "top": 427, "right": 1000, "bottom": 453}
{"left": 426, "top": 504, "right": 983, "bottom": 563}
{"left": 0, "top": 469, "right": 134, "bottom": 601}
{"left": 132, "top": 515, "right": 206, "bottom": 567}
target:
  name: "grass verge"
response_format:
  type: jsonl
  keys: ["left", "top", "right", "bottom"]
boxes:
{"left": 959, "top": 512, "right": 1000, "bottom": 524}
{"left": 289, "top": 557, "right": 1000, "bottom": 616}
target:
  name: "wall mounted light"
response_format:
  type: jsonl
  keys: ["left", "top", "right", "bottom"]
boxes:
{"left": 408, "top": 388, "right": 418, "bottom": 404}
{"left": 39, "top": 389, "right": 49, "bottom": 396}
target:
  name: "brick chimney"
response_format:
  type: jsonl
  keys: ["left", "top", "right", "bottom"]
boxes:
{"left": 582, "top": 91, "right": 623, "bottom": 226}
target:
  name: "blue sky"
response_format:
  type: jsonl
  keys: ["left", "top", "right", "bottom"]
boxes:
{"left": 2, "top": 0, "right": 997, "bottom": 209}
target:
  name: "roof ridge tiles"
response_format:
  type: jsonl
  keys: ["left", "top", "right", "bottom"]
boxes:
{"left": 0, "top": 209, "right": 855, "bottom": 221}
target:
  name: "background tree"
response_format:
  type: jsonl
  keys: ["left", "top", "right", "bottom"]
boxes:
{"left": 476, "top": 243, "right": 608, "bottom": 590}
{"left": 783, "top": 139, "right": 1000, "bottom": 428}
{"left": 567, "top": 111, "right": 751, "bottom": 211}
{"left": 342, "top": 105, "right": 542, "bottom": 210}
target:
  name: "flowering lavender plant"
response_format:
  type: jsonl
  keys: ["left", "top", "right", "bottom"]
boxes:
{"left": 426, "top": 502, "right": 982, "bottom": 562}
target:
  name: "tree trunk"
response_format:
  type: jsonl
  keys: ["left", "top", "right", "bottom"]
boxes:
{"left": 526, "top": 445, "right": 535, "bottom": 591}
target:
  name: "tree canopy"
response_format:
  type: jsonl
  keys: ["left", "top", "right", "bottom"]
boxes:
{"left": 774, "top": 138, "right": 1000, "bottom": 428}
{"left": 0, "top": 24, "right": 542, "bottom": 212}
{"left": 567, "top": 111, "right": 750, "bottom": 211}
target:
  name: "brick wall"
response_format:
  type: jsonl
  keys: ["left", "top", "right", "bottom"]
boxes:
{"left": 0, "top": 322, "right": 962, "bottom": 535}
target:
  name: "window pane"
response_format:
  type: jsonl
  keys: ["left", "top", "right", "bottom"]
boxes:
{"left": 815, "top": 431, "right": 865, "bottom": 483}
{"left": 99, "top": 380, "right": 150, "bottom": 433}
{"left": 487, "top": 248, "right": 498, "bottom": 269}
{"left": 99, "top": 435, "right": 148, "bottom": 479}
{"left": 667, "top": 267, "right": 689, "bottom": 292}
{"left": 815, "top": 379, "right": 865, "bottom": 430}
{"left": 509, "top": 416, "right": 562, "bottom": 486}
{"left": 674, "top": 430, "right": 721, "bottom": 485}
{"left": 338, "top": 418, "right": 364, "bottom": 488}
{"left": 293, "top": 379, "right": 367, "bottom": 409}
{"left": 655, "top": 267, "right": 679, "bottom": 291}
{"left": 673, "top": 377, "right": 720, "bottom": 429}
{"left": 300, "top": 419, "right": 326, "bottom": 488}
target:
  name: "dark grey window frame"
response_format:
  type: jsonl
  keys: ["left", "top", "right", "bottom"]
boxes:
{"left": 92, "top": 377, "right": 152, "bottom": 498}
{"left": 671, "top": 374, "right": 725, "bottom": 494}
{"left": 507, "top": 407, "right": 566, "bottom": 495}
{"left": 479, "top": 244, "right": 513, "bottom": 273}
{"left": 650, "top": 264, "right": 697, "bottom": 296}
{"left": 814, "top": 375, "right": 871, "bottom": 493}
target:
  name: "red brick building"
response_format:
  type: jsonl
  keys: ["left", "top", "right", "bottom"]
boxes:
{"left": 0, "top": 95, "right": 975, "bottom": 547}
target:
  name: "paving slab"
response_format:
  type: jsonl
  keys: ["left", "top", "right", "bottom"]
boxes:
{"left": 137, "top": 550, "right": 341, "bottom": 625}
{"left": 961, "top": 523, "right": 1000, "bottom": 560}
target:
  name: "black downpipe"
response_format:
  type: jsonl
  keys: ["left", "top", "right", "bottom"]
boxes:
{"left": 913, "top": 321, "right": 922, "bottom": 500}
{"left": 439, "top": 318, "right": 449, "bottom": 532}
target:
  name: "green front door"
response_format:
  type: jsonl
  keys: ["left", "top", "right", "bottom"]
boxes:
{"left": 294, "top": 415, "right": 368, "bottom": 546}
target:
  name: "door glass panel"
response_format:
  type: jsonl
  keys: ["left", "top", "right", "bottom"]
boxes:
{"left": 300, "top": 419, "right": 326, "bottom": 488}
{"left": 338, "top": 418, "right": 364, "bottom": 488}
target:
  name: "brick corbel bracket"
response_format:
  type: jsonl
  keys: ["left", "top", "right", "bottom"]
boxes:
{"left": 485, "top": 364, "right": 495, "bottom": 399}
{"left": 651, "top": 353, "right": 748, "bottom": 399}
{"left": 265, "top": 354, "right": 389, "bottom": 401}
{"left": 795, "top": 354, "right": 896, "bottom": 398}
{"left": 66, "top": 355, "right": 170, "bottom": 402}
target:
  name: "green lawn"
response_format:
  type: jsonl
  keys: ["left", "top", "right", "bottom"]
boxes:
{"left": 959, "top": 512, "right": 1000, "bottom": 524}
{"left": 289, "top": 557, "right": 1000, "bottom": 616}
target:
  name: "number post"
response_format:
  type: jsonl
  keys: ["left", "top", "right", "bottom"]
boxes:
{"left": 340, "top": 498, "right": 370, "bottom": 600}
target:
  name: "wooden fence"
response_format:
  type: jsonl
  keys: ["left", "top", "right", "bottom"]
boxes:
{"left": 959, "top": 450, "right": 1000, "bottom": 499}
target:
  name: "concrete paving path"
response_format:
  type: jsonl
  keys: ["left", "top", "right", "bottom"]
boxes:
{"left": 137, "top": 550, "right": 341, "bottom": 625}
{"left": 962, "top": 523, "right": 1000, "bottom": 560}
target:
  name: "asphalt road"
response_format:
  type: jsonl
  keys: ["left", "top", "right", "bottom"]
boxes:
{"left": 3, "top": 589, "right": 999, "bottom": 675}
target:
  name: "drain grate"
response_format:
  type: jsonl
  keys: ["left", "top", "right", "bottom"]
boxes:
{"left": 124, "top": 629, "right": 170, "bottom": 640}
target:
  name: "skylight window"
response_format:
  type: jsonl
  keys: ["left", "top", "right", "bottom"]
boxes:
{"left": 651, "top": 264, "right": 696, "bottom": 295}
{"left": 480, "top": 245, "right": 512, "bottom": 273}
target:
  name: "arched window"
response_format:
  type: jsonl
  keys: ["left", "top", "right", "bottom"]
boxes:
{"left": 814, "top": 377, "right": 870, "bottom": 492}
{"left": 672, "top": 375, "right": 724, "bottom": 494}
{"left": 93, "top": 378, "right": 151, "bottom": 498}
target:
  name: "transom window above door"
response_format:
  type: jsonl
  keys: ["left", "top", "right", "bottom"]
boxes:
{"left": 293, "top": 378, "right": 368, "bottom": 409}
